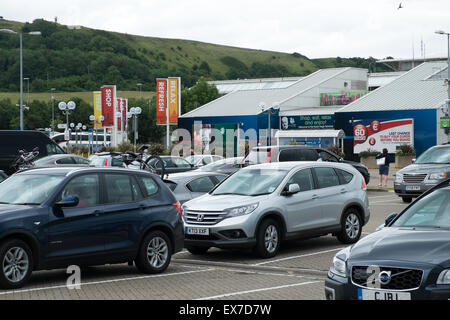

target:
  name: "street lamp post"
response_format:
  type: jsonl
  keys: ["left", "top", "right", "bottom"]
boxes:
{"left": 0, "top": 29, "right": 41, "bottom": 130}
{"left": 128, "top": 107, "right": 142, "bottom": 153}
{"left": 259, "top": 102, "right": 280, "bottom": 146}
{"left": 435, "top": 30, "right": 450, "bottom": 142}
{"left": 58, "top": 101, "right": 76, "bottom": 152}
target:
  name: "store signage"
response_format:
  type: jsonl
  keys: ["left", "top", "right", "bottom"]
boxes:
{"left": 156, "top": 79, "right": 167, "bottom": 125}
{"left": 320, "top": 91, "right": 368, "bottom": 106}
{"left": 93, "top": 91, "right": 102, "bottom": 129}
{"left": 168, "top": 77, "right": 180, "bottom": 124}
{"left": 101, "top": 85, "right": 116, "bottom": 127}
{"left": 440, "top": 117, "right": 450, "bottom": 128}
{"left": 280, "top": 115, "right": 334, "bottom": 130}
{"left": 353, "top": 118, "right": 414, "bottom": 154}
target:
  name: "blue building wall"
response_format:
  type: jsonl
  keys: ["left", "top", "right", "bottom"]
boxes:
{"left": 334, "top": 109, "right": 437, "bottom": 158}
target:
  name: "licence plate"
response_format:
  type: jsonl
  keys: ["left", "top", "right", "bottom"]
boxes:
{"left": 358, "top": 288, "right": 411, "bottom": 300}
{"left": 405, "top": 185, "right": 420, "bottom": 191}
{"left": 185, "top": 227, "right": 209, "bottom": 236}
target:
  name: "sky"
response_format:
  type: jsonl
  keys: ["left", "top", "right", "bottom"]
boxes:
{"left": 2, "top": 0, "right": 450, "bottom": 60}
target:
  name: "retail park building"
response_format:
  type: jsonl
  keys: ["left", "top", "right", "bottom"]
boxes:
{"left": 178, "top": 57, "right": 449, "bottom": 160}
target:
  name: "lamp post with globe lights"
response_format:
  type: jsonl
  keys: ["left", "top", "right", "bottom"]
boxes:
{"left": 58, "top": 101, "right": 76, "bottom": 152}
{"left": 435, "top": 30, "right": 450, "bottom": 141}
{"left": 128, "top": 107, "right": 142, "bottom": 152}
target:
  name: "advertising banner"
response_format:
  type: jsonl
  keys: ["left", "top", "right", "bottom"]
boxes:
{"left": 156, "top": 79, "right": 167, "bottom": 125}
{"left": 122, "top": 98, "right": 128, "bottom": 132}
{"left": 101, "top": 85, "right": 116, "bottom": 127}
{"left": 280, "top": 115, "right": 334, "bottom": 130}
{"left": 353, "top": 118, "right": 414, "bottom": 154}
{"left": 168, "top": 77, "right": 181, "bottom": 124}
{"left": 117, "top": 98, "right": 123, "bottom": 131}
{"left": 320, "top": 91, "right": 368, "bottom": 106}
{"left": 93, "top": 91, "right": 102, "bottom": 129}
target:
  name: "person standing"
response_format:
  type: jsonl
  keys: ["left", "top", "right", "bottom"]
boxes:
{"left": 376, "top": 148, "right": 390, "bottom": 187}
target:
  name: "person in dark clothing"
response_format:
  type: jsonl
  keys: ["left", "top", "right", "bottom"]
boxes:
{"left": 376, "top": 148, "right": 390, "bottom": 187}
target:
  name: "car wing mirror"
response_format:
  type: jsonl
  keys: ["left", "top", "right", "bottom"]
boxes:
{"left": 55, "top": 195, "right": 79, "bottom": 208}
{"left": 411, "top": 158, "right": 416, "bottom": 164}
{"left": 283, "top": 183, "right": 300, "bottom": 195}
{"left": 385, "top": 212, "right": 398, "bottom": 226}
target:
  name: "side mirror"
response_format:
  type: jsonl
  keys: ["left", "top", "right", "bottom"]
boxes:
{"left": 338, "top": 157, "right": 344, "bottom": 162}
{"left": 55, "top": 195, "right": 79, "bottom": 208}
{"left": 385, "top": 212, "right": 398, "bottom": 226}
{"left": 283, "top": 183, "right": 300, "bottom": 195}
{"left": 411, "top": 158, "right": 416, "bottom": 164}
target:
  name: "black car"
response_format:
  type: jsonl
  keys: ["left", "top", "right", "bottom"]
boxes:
{"left": 244, "top": 146, "right": 370, "bottom": 184}
{"left": 325, "top": 179, "right": 450, "bottom": 300}
{"left": 0, "top": 130, "right": 65, "bottom": 175}
{"left": 0, "top": 167, "right": 184, "bottom": 289}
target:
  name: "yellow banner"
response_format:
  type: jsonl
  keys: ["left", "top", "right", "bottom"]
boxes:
{"left": 93, "top": 91, "right": 102, "bottom": 129}
{"left": 168, "top": 77, "right": 180, "bottom": 124}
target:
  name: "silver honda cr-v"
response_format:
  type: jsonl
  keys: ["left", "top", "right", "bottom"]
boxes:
{"left": 182, "top": 161, "right": 370, "bottom": 258}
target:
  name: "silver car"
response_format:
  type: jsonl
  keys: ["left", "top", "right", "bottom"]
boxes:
{"left": 182, "top": 162, "right": 370, "bottom": 258}
{"left": 164, "top": 171, "right": 228, "bottom": 204}
{"left": 394, "top": 144, "right": 450, "bottom": 203}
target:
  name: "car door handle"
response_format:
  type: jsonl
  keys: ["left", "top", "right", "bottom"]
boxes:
{"left": 312, "top": 194, "right": 319, "bottom": 200}
{"left": 340, "top": 188, "right": 347, "bottom": 194}
{"left": 93, "top": 210, "right": 103, "bottom": 217}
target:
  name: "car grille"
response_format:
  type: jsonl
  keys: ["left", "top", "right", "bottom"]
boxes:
{"left": 184, "top": 210, "right": 227, "bottom": 225}
{"left": 403, "top": 174, "right": 427, "bottom": 184}
{"left": 351, "top": 266, "right": 423, "bottom": 290}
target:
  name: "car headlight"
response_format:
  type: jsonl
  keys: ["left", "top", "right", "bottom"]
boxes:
{"left": 226, "top": 203, "right": 259, "bottom": 218}
{"left": 394, "top": 173, "right": 403, "bottom": 183}
{"left": 330, "top": 247, "right": 351, "bottom": 278}
{"left": 429, "top": 172, "right": 447, "bottom": 181}
{"left": 437, "top": 269, "right": 450, "bottom": 285}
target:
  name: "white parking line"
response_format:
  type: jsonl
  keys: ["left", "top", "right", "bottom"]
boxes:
{"left": 252, "top": 248, "right": 344, "bottom": 266}
{"left": 368, "top": 194, "right": 397, "bottom": 199}
{"left": 195, "top": 280, "right": 321, "bottom": 300}
{"left": 0, "top": 268, "right": 215, "bottom": 296}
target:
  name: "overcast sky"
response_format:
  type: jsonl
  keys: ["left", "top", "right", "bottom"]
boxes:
{"left": 2, "top": 0, "right": 450, "bottom": 59}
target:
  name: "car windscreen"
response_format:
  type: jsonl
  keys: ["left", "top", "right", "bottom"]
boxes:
{"left": 414, "top": 147, "right": 450, "bottom": 164}
{"left": 185, "top": 155, "right": 202, "bottom": 164}
{"left": 392, "top": 189, "right": 450, "bottom": 229}
{"left": 199, "top": 157, "right": 243, "bottom": 172}
{"left": 212, "top": 168, "right": 288, "bottom": 196}
{"left": 0, "top": 174, "right": 64, "bottom": 205}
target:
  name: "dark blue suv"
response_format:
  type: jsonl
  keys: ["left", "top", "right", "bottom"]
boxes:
{"left": 0, "top": 167, "right": 184, "bottom": 289}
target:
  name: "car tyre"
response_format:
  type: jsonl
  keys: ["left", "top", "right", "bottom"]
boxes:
{"left": 254, "top": 219, "right": 281, "bottom": 258}
{"left": 186, "top": 246, "right": 210, "bottom": 255}
{"left": 401, "top": 196, "right": 412, "bottom": 203}
{"left": 0, "top": 239, "right": 33, "bottom": 289}
{"left": 135, "top": 230, "right": 172, "bottom": 274}
{"left": 336, "top": 208, "right": 362, "bottom": 244}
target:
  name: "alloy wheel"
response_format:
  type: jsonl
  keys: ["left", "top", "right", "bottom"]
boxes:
{"left": 345, "top": 213, "right": 360, "bottom": 240}
{"left": 264, "top": 225, "right": 279, "bottom": 254}
{"left": 146, "top": 237, "right": 169, "bottom": 269}
{"left": 2, "top": 247, "right": 29, "bottom": 283}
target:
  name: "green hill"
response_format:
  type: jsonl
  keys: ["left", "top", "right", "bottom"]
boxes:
{"left": 0, "top": 18, "right": 387, "bottom": 94}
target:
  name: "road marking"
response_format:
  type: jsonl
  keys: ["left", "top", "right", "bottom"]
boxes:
{"left": 0, "top": 268, "right": 215, "bottom": 296}
{"left": 196, "top": 280, "right": 321, "bottom": 300}
{"left": 252, "top": 248, "right": 344, "bottom": 266}
{"left": 370, "top": 199, "right": 405, "bottom": 204}
{"left": 368, "top": 194, "right": 397, "bottom": 199}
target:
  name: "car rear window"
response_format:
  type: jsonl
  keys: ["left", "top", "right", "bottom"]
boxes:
{"left": 279, "top": 149, "right": 319, "bottom": 162}
{"left": 314, "top": 167, "right": 340, "bottom": 188}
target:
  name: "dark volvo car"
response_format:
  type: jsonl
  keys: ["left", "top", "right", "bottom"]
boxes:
{"left": 325, "top": 179, "right": 450, "bottom": 300}
{"left": 0, "top": 167, "right": 184, "bottom": 289}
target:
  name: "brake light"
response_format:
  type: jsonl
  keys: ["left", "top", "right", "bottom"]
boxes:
{"left": 361, "top": 174, "right": 367, "bottom": 191}
{"left": 104, "top": 158, "right": 108, "bottom": 166}
{"left": 173, "top": 201, "right": 182, "bottom": 216}
{"left": 266, "top": 149, "right": 273, "bottom": 163}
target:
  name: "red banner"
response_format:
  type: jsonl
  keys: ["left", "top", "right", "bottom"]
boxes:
{"left": 101, "top": 85, "right": 116, "bottom": 127}
{"left": 156, "top": 79, "right": 167, "bottom": 125}
{"left": 122, "top": 98, "right": 128, "bottom": 132}
{"left": 117, "top": 98, "right": 123, "bottom": 131}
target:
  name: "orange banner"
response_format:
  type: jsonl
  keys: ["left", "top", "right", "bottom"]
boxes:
{"left": 168, "top": 77, "right": 180, "bottom": 124}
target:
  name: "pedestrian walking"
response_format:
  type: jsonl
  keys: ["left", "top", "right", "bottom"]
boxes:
{"left": 376, "top": 148, "right": 390, "bottom": 187}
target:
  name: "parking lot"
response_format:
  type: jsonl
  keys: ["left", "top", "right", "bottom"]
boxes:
{"left": 0, "top": 190, "right": 408, "bottom": 300}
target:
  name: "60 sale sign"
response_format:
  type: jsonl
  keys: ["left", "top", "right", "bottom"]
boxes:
{"left": 353, "top": 119, "right": 414, "bottom": 154}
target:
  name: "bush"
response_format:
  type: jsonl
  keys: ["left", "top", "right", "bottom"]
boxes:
{"left": 117, "top": 141, "right": 134, "bottom": 153}
{"left": 327, "top": 144, "right": 345, "bottom": 158}
{"left": 396, "top": 144, "right": 415, "bottom": 156}
{"left": 359, "top": 148, "right": 379, "bottom": 158}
